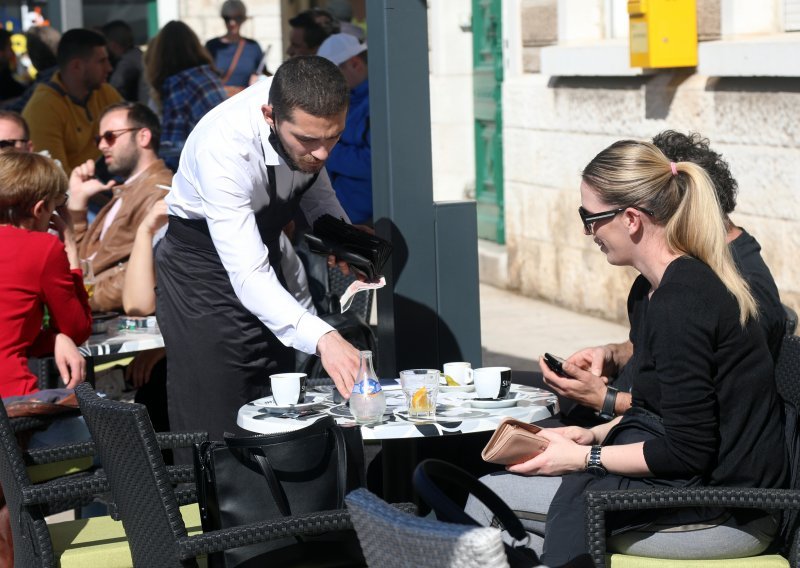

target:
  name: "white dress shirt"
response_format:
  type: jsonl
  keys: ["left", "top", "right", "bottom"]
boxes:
{"left": 166, "top": 78, "right": 348, "bottom": 356}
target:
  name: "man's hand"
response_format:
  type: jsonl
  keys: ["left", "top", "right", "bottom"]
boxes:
{"left": 317, "top": 330, "right": 360, "bottom": 398}
{"left": 54, "top": 333, "right": 86, "bottom": 389}
{"left": 566, "top": 345, "right": 617, "bottom": 377}
{"left": 125, "top": 348, "right": 166, "bottom": 388}
{"left": 67, "top": 159, "right": 116, "bottom": 211}
{"left": 539, "top": 356, "right": 608, "bottom": 412}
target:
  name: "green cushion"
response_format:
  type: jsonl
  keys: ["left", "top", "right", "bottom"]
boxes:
{"left": 609, "top": 553, "right": 790, "bottom": 568}
{"left": 27, "top": 457, "right": 94, "bottom": 484}
{"left": 49, "top": 503, "right": 202, "bottom": 568}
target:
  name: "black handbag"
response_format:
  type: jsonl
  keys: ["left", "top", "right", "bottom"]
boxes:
{"left": 193, "top": 416, "right": 360, "bottom": 567}
{"left": 413, "top": 459, "right": 542, "bottom": 568}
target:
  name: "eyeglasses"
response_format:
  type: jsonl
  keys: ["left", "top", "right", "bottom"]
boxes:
{"left": 578, "top": 205, "right": 655, "bottom": 235}
{"left": 95, "top": 128, "right": 140, "bottom": 146}
{"left": 223, "top": 15, "right": 245, "bottom": 23}
{"left": 0, "top": 139, "right": 28, "bottom": 149}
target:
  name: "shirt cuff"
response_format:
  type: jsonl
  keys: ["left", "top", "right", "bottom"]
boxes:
{"left": 294, "top": 311, "right": 335, "bottom": 355}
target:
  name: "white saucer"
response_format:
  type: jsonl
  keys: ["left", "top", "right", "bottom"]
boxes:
{"left": 466, "top": 397, "right": 518, "bottom": 409}
{"left": 440, "top": 384, "right": 476, "bottom": 393}
{"left": 250, "top": 393, "right": 328, "bottom": 413}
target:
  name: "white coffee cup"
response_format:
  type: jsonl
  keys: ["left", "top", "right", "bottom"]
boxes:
{"left": 473, "top": 367, "right": 512, "bottom": 399}
{"left": 270, "top": 372, "right": 307, "bottom": 406}
{"left": 443, "top": 362, "right": 473, "bottom": 385}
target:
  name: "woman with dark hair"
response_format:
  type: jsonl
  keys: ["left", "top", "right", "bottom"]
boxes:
{"left": 144, "top": 21, "right": 226, "bottom": 169}
{"left": 466, "top": 140, "right": 788, "bottom": 565}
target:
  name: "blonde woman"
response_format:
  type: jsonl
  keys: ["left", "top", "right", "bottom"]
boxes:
{"left": 467, "top": 140, "right": 787, "bottom": 564}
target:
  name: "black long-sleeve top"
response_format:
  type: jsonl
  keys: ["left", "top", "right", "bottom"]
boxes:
{"left": 627, "top": 256, "right": 787, "bottom": 488}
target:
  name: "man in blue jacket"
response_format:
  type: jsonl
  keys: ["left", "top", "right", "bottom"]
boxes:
{"left": 317, "top": 34, "right": 372, "bottom": 225}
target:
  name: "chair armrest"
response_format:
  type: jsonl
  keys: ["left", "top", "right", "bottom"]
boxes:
{"left": 176, "top": 509, "right": 353, "bottom": 559}
{"left": 20, "top": 468, "right": 108, "bottom": 510}
{"left": 155, "top": 431, "right": 208, "bottom": 449}
{"left": 585, "top": 487, "right": 800, "bottom": 568}
{"left": 24, "top": 440, "right": 95, "bottom": 465}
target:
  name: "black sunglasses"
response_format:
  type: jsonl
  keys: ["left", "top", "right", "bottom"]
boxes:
{"left": 578, "top": 205, "right": 655, "bottom": 235}
{"left": 223, "top": 15, "right": 245, "bottom": 23}
{"left": 95, "top": 127, "right": 140, "bottom": 146}
{"left": 0, "top": 139, "right": 28, "bottom": 149}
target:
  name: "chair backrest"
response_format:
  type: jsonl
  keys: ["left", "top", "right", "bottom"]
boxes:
{"left": 773, "top": 334, "right": 800, "bottom": 557}
{"left": 75, "top": 383, "right": 190, "bottom": 568}
{"left": 0, "top": 399, "right": 55, "bottom": 565}
{"left": 345, "top": 488, "right": 510, "bottom": 568}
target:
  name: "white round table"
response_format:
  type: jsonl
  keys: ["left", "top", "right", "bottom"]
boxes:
{"left": 236, "top": 383, "right": 558, "bottom": 440}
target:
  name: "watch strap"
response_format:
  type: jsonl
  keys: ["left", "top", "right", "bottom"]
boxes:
{"left": 599, "top": 386, "right": 619, "bottom": 420}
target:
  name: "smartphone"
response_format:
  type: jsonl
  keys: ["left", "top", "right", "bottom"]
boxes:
{"left": 543, "top": 353, "right": 573, "bottom": 378}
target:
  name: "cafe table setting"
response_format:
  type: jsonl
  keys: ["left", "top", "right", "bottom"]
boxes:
{"left": 236, "top": 364, "right": 558, "bottom": 441}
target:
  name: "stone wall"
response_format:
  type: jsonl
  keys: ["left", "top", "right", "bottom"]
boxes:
{"left": 503, "top": 70, "right": 800, "bottom": 322}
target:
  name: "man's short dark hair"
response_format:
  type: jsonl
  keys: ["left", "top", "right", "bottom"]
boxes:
{"left": 288, "top": 8, "right": 340, "bottom": 51}
{"left": 0, "top": 110, "right": 30, "bottom": 140}
{"left": 101, "top": 20, "right": 135, "bottom": 51}
{"left": 269, "top": 56, "right": 349, "bottom": 123}
{"left": 652, "top": 130, "right": 738, "bottom": 216}
{"left": 101, "top": 101, "right": 162, "bottom": 154}
{"left": 57, "top": 28, "right": 107, "bottom": 69}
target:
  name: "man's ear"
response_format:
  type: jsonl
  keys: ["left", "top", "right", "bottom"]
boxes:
{"left": 261, "top": 104, "right": 275, "bottom": 128}
{"left": 137, "top": 127, "right": 153, "bottom": 149}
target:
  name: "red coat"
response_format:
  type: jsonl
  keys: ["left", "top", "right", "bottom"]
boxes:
{"left": 0, "top": 226, "right": 92, "bottom": 397}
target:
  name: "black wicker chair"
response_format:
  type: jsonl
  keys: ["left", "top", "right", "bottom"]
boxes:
{"left": 0, "top": 395, "right": 206, "bottom": 566}
{"left": 585, "top": 333, "right": 800, "bottom": 568}
{"left": 75, "top": 383, "right": 365, "bottom": 567}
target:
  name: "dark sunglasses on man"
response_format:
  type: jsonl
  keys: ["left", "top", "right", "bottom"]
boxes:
{"left": 0, "top": 139, "right": 28, "bottom": 149}
{"left": 223, "top": 15, "right": 245, "bottom": 23}
{"left": 95, "top": 127, "right": 140, "bottom": 146}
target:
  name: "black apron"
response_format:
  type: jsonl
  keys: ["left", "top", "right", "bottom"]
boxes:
{"left": 156, "top": 165, "right": 319, "bottom": 460}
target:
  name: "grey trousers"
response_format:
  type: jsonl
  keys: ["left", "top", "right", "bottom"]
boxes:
{"left": 466, "top": 471, "right": 778, "bottom": 561}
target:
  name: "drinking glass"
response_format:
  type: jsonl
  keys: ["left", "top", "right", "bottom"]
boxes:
{"left": 399, "top": 369, "right": 440, "bottom": 420}
{"left": 80, "top": 259, "right": 96, "bottom": 299}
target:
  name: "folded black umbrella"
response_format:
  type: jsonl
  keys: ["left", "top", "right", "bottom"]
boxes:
{"left": 304, "top": 215, "right": 392, "bottom": 281}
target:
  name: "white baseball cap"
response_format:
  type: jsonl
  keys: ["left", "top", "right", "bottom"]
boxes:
{"left": 317, "top": 33, "right": 367, "bottom": 66}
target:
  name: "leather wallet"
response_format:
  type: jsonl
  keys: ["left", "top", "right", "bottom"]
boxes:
{"left": 481, "top": 418, "right": 549, "bottom": 465}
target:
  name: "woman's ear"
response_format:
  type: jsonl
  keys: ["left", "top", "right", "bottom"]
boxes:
{"left": 31, "top": 199, "right": 49, "bottom": 220}
{"left": 624, "top": 208, "right": 643, "bottom": 235}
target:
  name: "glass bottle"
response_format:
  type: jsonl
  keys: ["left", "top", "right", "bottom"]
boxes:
{"left": 349, "top": 350, "right": 386, "bottom": 424}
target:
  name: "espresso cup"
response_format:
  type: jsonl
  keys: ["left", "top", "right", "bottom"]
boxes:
{"left": 473, "top": 367, "right": 512, "bottom": 399}
{"left": 270, "top": 372, "right": 307, "bottom": 406}
{"left": 443, "top": 362, "right": 473, "bottom": 385}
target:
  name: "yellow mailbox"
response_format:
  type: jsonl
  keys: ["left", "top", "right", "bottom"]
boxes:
{"left": 628, "top": 0, "right": 697, "bottom": 68}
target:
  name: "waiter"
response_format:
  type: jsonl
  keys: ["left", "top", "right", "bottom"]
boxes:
{"left": 156, "top": 56, "right": 360, "bottom": 445}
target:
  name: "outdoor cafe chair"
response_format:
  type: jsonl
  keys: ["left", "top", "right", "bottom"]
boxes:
{"left": 0, "top": 394, "right": 206, "bottom": 567}
{"left": 345, "top": 487, "right": 511, "bottom": 568}
{"left": 585, "top": 333, "right": 800, "bottom": 567}
{"left": 75, "top": 382, "right": 364, "bottom": 567}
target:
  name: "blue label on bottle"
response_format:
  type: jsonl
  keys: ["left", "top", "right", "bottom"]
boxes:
{"left": 352, "top": 378, "right": 382, "bottom": 395}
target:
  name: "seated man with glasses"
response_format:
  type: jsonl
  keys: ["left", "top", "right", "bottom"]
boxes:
{"left": 0, "top": 110, "right": 33, "bottom": 153}
{"left": 66, "top": 101, "right": 173, "bottom": 313}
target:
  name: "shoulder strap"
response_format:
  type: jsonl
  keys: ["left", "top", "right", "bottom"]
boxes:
{"left": 221, "top": 39, "right": 246, "bottom": 85}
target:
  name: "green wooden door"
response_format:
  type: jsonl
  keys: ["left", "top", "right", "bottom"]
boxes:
{"left": 473, "top": 0, "right": 504, "bottom": 244}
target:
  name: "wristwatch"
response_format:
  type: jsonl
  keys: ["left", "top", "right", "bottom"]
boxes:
{"left": 586, "top": 445, "right": 607, "bottom": 477}
{"left": 598, "top": 386, "right": 618, "bottom": 421}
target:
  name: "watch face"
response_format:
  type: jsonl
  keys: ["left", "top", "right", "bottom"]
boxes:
{"left": 587, "top": 464, "right": 607, "bottom": 477}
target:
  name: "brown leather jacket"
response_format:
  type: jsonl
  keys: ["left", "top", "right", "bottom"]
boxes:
{"left": 74, "top": 160, "right": 173, "bottom": 312}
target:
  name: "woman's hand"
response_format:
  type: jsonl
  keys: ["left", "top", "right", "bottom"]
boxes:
{"left": 549, "top": 425, "right": 595, "bottom": 445}
{"left": 125, "top": 348, "right": 166, "bottom": 388}
{"left": 506, "top": 429, "right": 590, "bottom": 476}
{"left": 539, "top": 356, "right": 608, "bottom": 412}
{"left": 139, "top": 200, "right": 168, "bottom": 237}
{"left": 54, "top": 333, "right": 86, "bottom": 389}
